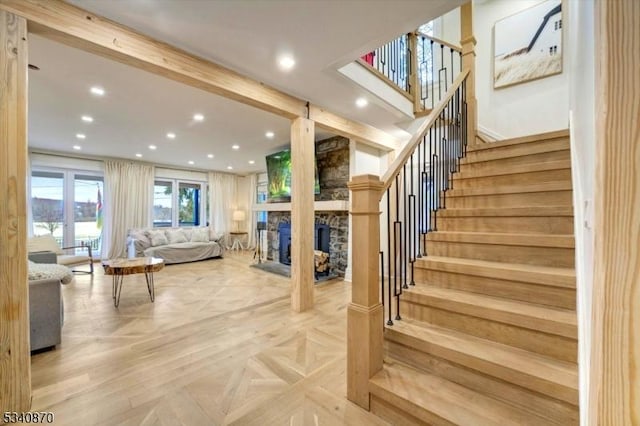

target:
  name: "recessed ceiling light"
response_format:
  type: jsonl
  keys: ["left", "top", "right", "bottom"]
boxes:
{"left": 81, "top": 115, "right": 93, "bottom": 123}
{"left": 207, "top": 154, "right": 214, "bottom": 159}
{"left": 90, "top": 86, "right": 105, "bottom": 96}
{"left": 73, "top": 145, "right": 82, "bottom": 150}
{"left": 265, "top": 131, "right": 275, "bottom": 139}
{"left": 188, "top": 160, "right": 195, "bottom": 165}
{"left": 232, "top": 144, "right": 240, "bottom": 150}
{"left": 355, "top": 97, "right": 368, "bottom": 108}
{"left": 135, "top": 153, "right": 142, "bottom": 158}
{"left": 278, "top": 55, "right": 296, "bottom": 71}
{"left": 166, "top": 132, "right": 176, "bottom": 139}
{"left": 193, "top": 113, "right": 205, "bottom": 122}
{"left": 76, "top": 133, "right": 86, "bottom": 139}
{"left": 227, "top": 165, "right": 233, "bottom": 170}
{"left": 249, "top": 160, "right": 255, "bottom": 165}
{"left": 148, "top": 145, "right": 157, "bottom": 150}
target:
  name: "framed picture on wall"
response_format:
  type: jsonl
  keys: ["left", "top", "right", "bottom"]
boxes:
{"left": 493, "top": 0, "right": 562, "bottom": 89}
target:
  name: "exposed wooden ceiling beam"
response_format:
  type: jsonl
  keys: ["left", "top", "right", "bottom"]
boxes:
{"left": 0, "top": 0, "right": 400, "bottom": 151}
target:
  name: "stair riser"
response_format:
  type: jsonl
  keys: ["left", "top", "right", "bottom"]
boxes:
{"left": 370, "top": 394, "right": 448, "bottom": 426}
{"left": 447, "top": 190, "right": 573, "bottom": 208}
{"left": 462, "top": 149, "right": 570, "bottom": 172}
{"left": 436, "top": 215, "right": 575, "bottom": 235}
{"left": 400, "top": 301, "right": 577, "bottom": 362}
{"left": 463, "top": 139, "right": 569, "bottom": 164}
{"left": 453, "top": 169, "right": 572, "bottom": 189}
{"left": 413, "top": 269, "right": 576, "bottom": 309}
{"left": 385, "top": 341, "right": 579, "bottom": 425}
{"left": 385, "top": 328, "right": 578, "bottom": 405}
{"left": 425, "top": 240, "right": 575, "bottom": 268}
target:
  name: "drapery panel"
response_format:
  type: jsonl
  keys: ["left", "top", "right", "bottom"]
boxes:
{"left": 208, "top": 172, "right": 238, "bottom": 244}
{"left": 245, "top": 173, "right": 258, "bottom": 250}
{"left": 101, "top": 160, "right": 154, "bottom": 259}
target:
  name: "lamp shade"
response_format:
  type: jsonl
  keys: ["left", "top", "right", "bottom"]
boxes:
{"left": 232, "top": 210, "right": 246, "bottom": 221}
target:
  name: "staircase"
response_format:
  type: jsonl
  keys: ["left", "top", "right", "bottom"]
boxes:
{"left": 369, "top": 130, "right": 579, "bottom": 425}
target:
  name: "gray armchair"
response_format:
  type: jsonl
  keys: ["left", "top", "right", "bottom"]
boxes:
{"left": 29, "top": 278, "right": 62, "bottom": 351}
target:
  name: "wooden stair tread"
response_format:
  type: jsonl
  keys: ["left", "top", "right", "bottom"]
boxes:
{"left": 437, "top": 206, "right": 574, "bottom": 217}
{"left": 454, "top": 159, "right": 571, "bottom": 180}
{"left": 467, "top": 129, "right": 569, "bottom": 152}
{"left": 447, "top": 181, "right": 572, "bottom": 197}
{"left": 387, "top": 321, "right": 578, "bottom": 396}
{"left": 370, "top": 361, "right": 550, "bottom": 426}
{"left": 426, "top": 231, "right": 575, "bottom": 248}
{"left": 404, "top": 286, "right": 577, "bottom": 338}
{"left": 416, "top": 256, "right": 576, "bottom": 288}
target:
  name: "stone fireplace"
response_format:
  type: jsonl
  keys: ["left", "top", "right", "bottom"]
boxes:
{"left": 264, "top": 135, "right": 350, "bottom": 277}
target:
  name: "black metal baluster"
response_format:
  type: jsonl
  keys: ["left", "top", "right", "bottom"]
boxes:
{"left": 386, "top": 188, "right": 393, "bottom": 326}
{"left": 394, "top": 176, "right": 402, "bottom": 321}
{"left": 402, "top": 164, "right": 408, "bottom": 290}
{"left": 380, "top": 250, "right": 385, "bottom": 326}
{"left": 430, "top": 40, "right": 435, "bottom": 109}
{"left": 450, "top": 49, "right": 454, "bottom": 89}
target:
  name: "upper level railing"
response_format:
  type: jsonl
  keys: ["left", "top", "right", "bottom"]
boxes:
{"left": 362, "top": 30, "right": 462, "bottom": 115}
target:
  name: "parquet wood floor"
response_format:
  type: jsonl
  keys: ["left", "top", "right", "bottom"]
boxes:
{"left": 29, "top": 252, "right": 388, "bottom": 426}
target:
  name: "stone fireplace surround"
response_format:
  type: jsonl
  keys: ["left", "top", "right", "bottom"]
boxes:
{"left": 264, "top": 136, "right": 349, "bottom": 277}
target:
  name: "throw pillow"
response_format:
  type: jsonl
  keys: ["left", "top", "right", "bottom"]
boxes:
{"left": 28, "top": 234, "right": 63, "bottom": 255}
{"left": 147, "top": 230, "right": 169, "bottom": 247}
{"left": 166, "top": 229, "right": 188, "bottom": 244}
{"left": 208, "top": 228, "right": 223, "bottom": 242}
{"left": 129, "top": 230, "right": 151, "bottom": 250}
{"left": 191, "top": 228, "right": 209, "bottom": 243}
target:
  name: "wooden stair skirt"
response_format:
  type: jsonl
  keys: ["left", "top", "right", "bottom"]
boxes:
{"left": 370, "top": 129, "right": 579, "bottom": 425}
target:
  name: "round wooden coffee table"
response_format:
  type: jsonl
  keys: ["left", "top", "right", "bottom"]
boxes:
{"left": 102, "top": 257, "right": 164, "bottom": 307}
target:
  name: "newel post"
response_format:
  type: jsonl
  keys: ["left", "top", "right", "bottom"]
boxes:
{"left": 347, "top": 174, "right": 384, "bottom": 409}
{"left": 408, "top": 32, "right": 422, "bottom": 115}
{"left": 461, "top": 2, "right": 477, "bottom": 145}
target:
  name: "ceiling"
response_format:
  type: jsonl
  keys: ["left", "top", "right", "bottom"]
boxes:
{"left": 29, "top": 0, "right": 464, "bottom": 174}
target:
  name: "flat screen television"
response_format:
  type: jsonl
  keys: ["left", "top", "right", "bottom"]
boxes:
{"left": 266, "top": 149, "right": 320, "bottom": 202}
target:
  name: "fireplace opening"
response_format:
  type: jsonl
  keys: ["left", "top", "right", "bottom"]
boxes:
{"left": 278, "top": 223, "right": 330, "bottom": 274}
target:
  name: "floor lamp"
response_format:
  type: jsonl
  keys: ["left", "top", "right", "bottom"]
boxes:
{"left": 231, "top": 210, "right": 246, "bottom": 250}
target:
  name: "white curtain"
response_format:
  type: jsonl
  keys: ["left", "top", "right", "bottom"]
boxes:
{"left": 208, "top": 172, "right": 238, "bottom": 245}
{"left": 101, "top": 160, "right": 154, "bottom": 259}
{"left": 245, "top": 173, "right": 258, "bottom": 249}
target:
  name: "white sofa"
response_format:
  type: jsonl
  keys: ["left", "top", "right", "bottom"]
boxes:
{"left": 127, "top": 227, "right": 225, "bottom": 264}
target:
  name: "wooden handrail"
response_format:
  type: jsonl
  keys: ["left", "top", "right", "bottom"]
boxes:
{"left": 414, "top": 32, "right": 462, "bottom": 53}
{"left": 379, "top": 69, "right": 469, "bottom": 196}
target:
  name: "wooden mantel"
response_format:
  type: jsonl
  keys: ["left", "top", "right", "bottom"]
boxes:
{"left": 252, "top": 200, "right": 349, "bottom": 212}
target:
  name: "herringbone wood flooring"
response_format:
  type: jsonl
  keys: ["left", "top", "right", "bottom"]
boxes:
{"left": 29, "top": 252, "right": 388, "bottom": 426}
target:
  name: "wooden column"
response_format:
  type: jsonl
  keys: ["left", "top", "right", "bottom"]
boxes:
{"left": 460, "top": 2, "right": 477, "bottom": 145}
{"left": 0, "top": 10, "right": 31, "bottom": 413}
{"left": 347, "top": 175, "right": 384, "bottom": 409}
{"left": 290, "top": 117, "right": 315, "bottom": 312}
{"left": 408, "top": 32, "right": 421, "bottom": 114}
{"left": 590, "top": 0, "right": 640, "bottom": 424}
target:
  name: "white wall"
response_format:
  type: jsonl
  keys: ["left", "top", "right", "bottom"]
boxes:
{"left": 345, "top": 141, "right": 386, "bottom": 282}
{"left": 566, "top": 1, "right": 596, "bottom": 424}
{"left": 474, "top": 0, "right": 569, "bottom": 138}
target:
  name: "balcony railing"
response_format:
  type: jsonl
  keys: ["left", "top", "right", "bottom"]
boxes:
{"left": 361, "top": 31, "right": 462, "bottom": 115}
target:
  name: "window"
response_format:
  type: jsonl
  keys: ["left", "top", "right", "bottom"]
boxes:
{"left": 256, "top": 182, "right": 268, "bottom": 224}
{"left": 153, "top": 179, "right": 205, "bottom": 227}
{"left": 178, "top": 182, "right": 201, "bottom": 226}
{"left": 31, "top": 169, "right": 104, "bottom": 255}
{"left": 153, "top": 180, "right": 173, "bottom": 227}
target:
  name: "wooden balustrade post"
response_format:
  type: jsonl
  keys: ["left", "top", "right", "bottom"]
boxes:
{"left": 347, "top": 174, "right": 384, "bottom": 409}
{"left": 460, "top": 2, "right": 477, "bottom": 145}
{"left": 408, "top": 32, "right": 422, "bottom": 114}
{"left": 0, "top": 9, "right": 31, "bottom": 413}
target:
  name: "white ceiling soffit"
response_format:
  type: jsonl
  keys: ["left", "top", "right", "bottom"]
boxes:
{"left": 30, "top": 0, "right": 465, "bottom": 173}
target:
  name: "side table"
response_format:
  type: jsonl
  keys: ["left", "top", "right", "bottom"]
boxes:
{"left": 229, "top": 231, "right": 248, "bottom": 251}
